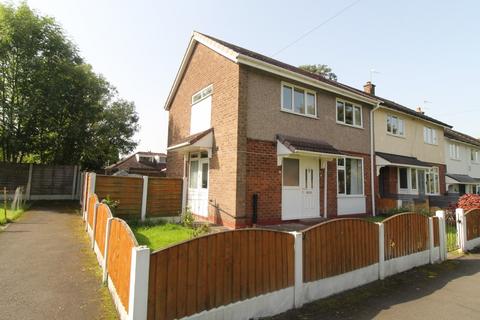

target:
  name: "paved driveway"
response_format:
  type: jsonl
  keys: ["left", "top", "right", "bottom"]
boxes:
{"left": 271, "top": 251, "right": 480, "bottom": 320}
{"left": 0, "top": 202, "right": 117, "bottom": 320}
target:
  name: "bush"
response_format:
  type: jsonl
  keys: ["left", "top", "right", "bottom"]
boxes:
{"left": 457, "top": 194, "right": 480, "bottom": 211}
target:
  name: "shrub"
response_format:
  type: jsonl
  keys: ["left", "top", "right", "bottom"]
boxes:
{"left": 457, "top": 194, "right": 480, "bottom": 211}
{"left": 101, "top": 195, "right": 120, "bottom": 214}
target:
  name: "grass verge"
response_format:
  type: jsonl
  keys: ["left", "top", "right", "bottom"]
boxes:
{"left": 130, "top": 222, "right": 194, "bottom": 251}
{"left": 0, "top": 206, "right": 28, "bottom": 225}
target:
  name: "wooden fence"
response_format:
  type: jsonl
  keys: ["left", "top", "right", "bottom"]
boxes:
{"left": 94, "top": 203, "right": 112, "bottom": 256}
{"left": 0, "top": 163, "right": 80, "bottom": 200}
{"left": 465, "top": 209, "right": 480, "bottom": 241}
{"left": 82, "top": 172, "right": 183, "bottom": 220}
{"left": 432, "top": 216, "right": 440, "bottom": 247}
{"left": 303, "top": 219, "right": 379, "bottom": 283}
{"left": 87, "top": 194, "right": 98, "bottom": 229}
{"left": 383, "top": 213, "right": 429, "bottom": 260}
{"left": 147, "top": 229, "right": 294, "bottom": 320}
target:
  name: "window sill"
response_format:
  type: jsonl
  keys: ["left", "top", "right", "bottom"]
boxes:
{"left": 387, "top": 132, "right": 406, "bottom": 139}
{"left": 336, "top": 121, "right": 364, "bottom": 130}
{"left": 280, "top": 108, "right": 318, "bottom": 120}
{"left": 337, "top": 194, "right": 366, "bottom": 198}
{"left": 450, "top": 158, "right": 461, "bottom": 162}
{"left": 424, "top": 142, "right": 439, "bottom": 146}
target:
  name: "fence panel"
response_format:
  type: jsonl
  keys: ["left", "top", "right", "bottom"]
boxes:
{"left": 107, "top": 218, "right": 138, "bottom": 313}
{"left": 0, "top": 163, "right": 29, "bottom": 191}
{"left": 95, "top": 175, "right": 143, "bottom": 218}
{"left": 94, "top": 203, "right": 112, "bottom": 255}
{"left": 30, "top": 165, "right": 76, "bottom": 195}
{"left": 465, "top": 209, "right": 480, "bottom": 241}
{"left": 303, "top": 219, "right": 379, "bottom": 283}
{"left": 146, "top": 178, "right": 182, "bottom": 217}
{"left": 87, "top": 194, "right": 98, "bottom": 228}
{"left": 147, "top": 229, "right": 294, "bottom": 320}
{"left": 383, "top": 213, "right": 429, "bottom": 260}
{"left": 432, "top": 216, "right": 440, "bottom": 247}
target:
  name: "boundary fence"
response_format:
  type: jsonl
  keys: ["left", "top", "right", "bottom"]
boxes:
{"left": 457, "top": 208, "right": 480, "bottom": 251}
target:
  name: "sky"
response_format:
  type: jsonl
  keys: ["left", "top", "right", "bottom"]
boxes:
{"left": 21, "top": 0, "right": 480, "bottom": 153}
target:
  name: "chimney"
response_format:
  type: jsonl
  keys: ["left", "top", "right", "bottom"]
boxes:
{"left": 363, "top": 81, "right": 375, "bottom": 95}
{"left": 416, "top": 107, "right": 425, "bottom": 115}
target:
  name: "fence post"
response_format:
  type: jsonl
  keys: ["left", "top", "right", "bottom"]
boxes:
{"left": 92, "top": 203, "right": 99, "bottom": 249}
{"left": 290, "top": 231, "right": 303, "bottom": 308}
{"left": 378, "top": 223, "right": 385, "bottom": 280}
{"left": 82, "top": 172, "right": 89, "bottom": 220}
{"left": 90, "top": 172, "right": 96, "bottom": 195}
{"left": 141, "top": 176, "right": 148, "bottom": 221}
{"left": 26, "top": 163, "right": 33, "bottom": 201}
{"left": 128, "top": 246, "right": 150, "bottom": 320}
{"left": 456, "top": 208, "right": 467, "bottom": 252}
{"left": 102, "top": 217, "right": 113, "bottom": 283}
{"left": 428, "top": 217, "right": 434, "bottom": 264}
{"left": 71, "top": 165, "right": 78, "bottom": 200}
{"left": 435, "top": 210, "right": 446, "bottom": 261}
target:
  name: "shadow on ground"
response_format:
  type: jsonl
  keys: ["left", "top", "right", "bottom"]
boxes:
{"left": 268, "top": 249, "right": 480, "bottom": 320}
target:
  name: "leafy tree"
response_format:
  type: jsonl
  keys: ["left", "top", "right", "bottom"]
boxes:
{"left": 298, "top": 64, "right": 337, "bottom": 81}
{"left": 0, "top": 3, "right": 139, "bottom": 169}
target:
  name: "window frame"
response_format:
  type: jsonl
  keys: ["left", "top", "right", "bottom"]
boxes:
{"left": 425, "top": 167, "right": 440, "bottom": 195}
{"left": 449, "top": 143, "right": 461, "bottom": 160}
{"left": 471, "top": 149, "right": 479, "bottom": 164}
{"left": 397, "top": 167, "right": 419, "bottom": 194}
{"left": 191, "top": 84, "right": 213, "bottom": 105}
{"left": 423, "top": 126, "right": 438, "bottom": 145}
{"left": 281, "top": 82, "right": 317, "bottom": 118}
{"left": 282, "top": 157, "right": 300, "bottom": 188}
{"left": 386, "top": 114, "right": 405, "bottom": 137}
{"left": 336, "top": 98, "right": 363, "bottom": 128}
{"left": 337, "top": 156, "right": 365, "bottom": 197}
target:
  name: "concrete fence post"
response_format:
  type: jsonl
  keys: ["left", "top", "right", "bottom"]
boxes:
{"left": 92, "top": 202, "right": 100, "bottom": 249}
{"left": 90, "top": 172, "right": 96, "bottom": 195}
{"left": 141, "top": 176, "right": 148, "bottom": 221}
{"left": 456, "top": 208, "right": 467, "bottom": 252}
{"left": 82, "top": 172, "right": 89, "bottom": 220}
{"left": 428, "top": 217, "right": 434, "bottom": 264}
{"left": 435, "top": 210, "right": 446, "bottom": 261}
{"left": 102, "top": 217, "right": 113, "bottom": 283}
{"left": 378, "top": 223, "right": 385, "bottom": 280}
{"left": 128, "top": 246, "right": 150, "bottom": 320}
{"left": 290, "top": 231, "right": 304, "bottom": 308}
{"left": 26, "top": 163, "right": 33, "bottom": 201}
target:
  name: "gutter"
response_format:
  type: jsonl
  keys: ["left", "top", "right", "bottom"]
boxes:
{"left": 370, "top": 103, "right": 381, "bottom": 216}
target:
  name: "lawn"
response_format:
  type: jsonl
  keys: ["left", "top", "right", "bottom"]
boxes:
{"left": 0, "top": 208, "right": 26, "bottom": 225}
{"left": 131, "top": 223, "right": 194, "bottom": 251}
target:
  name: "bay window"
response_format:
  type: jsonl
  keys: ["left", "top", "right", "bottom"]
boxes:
{"left": 425, "top": 167, "right": 440, "bottom": 195}
{"left": 281, "top": 83, "right": 316, "bottom": 117}
{"left": 337, "top": 157, "right": 364, "bottom": 195}
{"left": 336, "top": 99, "right": 362, "bottom": 127}
{"left": 398, "top": 167, "right": 418, "bottom": 194}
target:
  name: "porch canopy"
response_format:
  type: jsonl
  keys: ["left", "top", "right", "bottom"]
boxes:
{"left": 375, "top": 152, "right": 431, "bottom": 174}
{"left": 446, "top": 173, "right": 480, "bottom": 185}
{"left": 167, "top": 128, "right": 213, "bottom": 157}
{"left": 276, "top": 134, "right": 343, "bottom": 165}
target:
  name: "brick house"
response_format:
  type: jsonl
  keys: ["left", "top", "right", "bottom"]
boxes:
{"left": 165, "top": 32, "right": 450, "bottom": 228}
{"left": 105, "top": 151, "right": 167, "bottom": 176}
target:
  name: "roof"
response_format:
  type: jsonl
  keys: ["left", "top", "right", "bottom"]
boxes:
{"left": 444, "top": 128, "right": 480, "bottom": 148}
{"left": 277, "top": 134, "right": 342, "bottom": 156}
{"left": 377, "top": 97, "right": 451, "bottom": 128}
{"left": 376, "top": 152, "right": 432, "bottom": 167}
{"left": 136, "top": 151, "right": 167, "bottom": 157}
{"left": 170, "top": 128, "right": 213, "bottom": 147}
{"left": 446, "top": 174, "right": 480, "bottom": 184}
{"left": 105, "top": 151, "right": 166, "bottom": 171}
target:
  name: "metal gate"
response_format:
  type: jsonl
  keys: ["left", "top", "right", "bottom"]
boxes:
{"left": 445, "top": 210, "right": 459, "bottom": 251}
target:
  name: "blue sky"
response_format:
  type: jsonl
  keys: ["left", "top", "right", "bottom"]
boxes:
{"left": 24, "top": 0, "right": 480, "bottom": 152}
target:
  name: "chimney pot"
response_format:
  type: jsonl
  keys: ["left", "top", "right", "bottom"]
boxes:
{"left": 416, "top": 107, "right": 425, "bottom": 115}
{"left": 363, "top": 81, "right": 375, "bottom": 95}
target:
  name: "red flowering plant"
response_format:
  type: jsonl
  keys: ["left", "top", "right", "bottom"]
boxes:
{"left": 457, "top": 194, "right": 480, "bottom": 211}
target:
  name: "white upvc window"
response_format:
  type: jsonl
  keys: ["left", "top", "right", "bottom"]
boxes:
{"left": 449, "top": 143, "right": 460, "bottom": 160}
{"left": 471, "top": 149, "right": 479, "bottom": 163}
{"left": 192, "top": 85, "right": 213, "bottom": 104}
{"left": 336, "top": 99, "right": 363, "bottom": 128}
{"left": 423, "top": 127, "right": 438, "bottom": 145}
{"left": 387, "top": 115, "right": 405, "bottom": 136}
{"left": 337, "top": 157, "right": 364, "bottom": 195}
{"left": 398, "top": 167, "right": 418, "bottom": 194}
{"left": 425, "top": 167, "right": 440, "bottom": 195}
{"left": 281, "top": 82, "right": 316, "bottom": 117}
{"left": 190, "top": 85, "right": 213, "bottom": 135}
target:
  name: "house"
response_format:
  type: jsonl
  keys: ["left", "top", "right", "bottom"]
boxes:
{"left": 368, "top": 86, "right": 452, "bottom": 212}
{"left": 165, "top": 31, "right": 451, "bottom": 228}
{"left": 444, "top": 128, "right": 480, "bottom": 195}
{"left": 105, "top": 151, "right": 167, "bottom": 177}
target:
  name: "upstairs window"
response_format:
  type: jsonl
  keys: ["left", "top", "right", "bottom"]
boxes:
{"left": 281, "top": 83, "right": 316, "bottom": 117}
{"left": 336, "top": 99, "right": 362, "bottom": 128}
{"left": 449, "top": 143, "right": 460, "bottom": 160}
{"left": 472, "top": 149, "right": 479, "bottom": 163}
{"left": 190, "top": 85, "right": 212, "bottom": 135}
{"left": 387, "top": 115, "right": 405, "bottom": 136}
{"left": 423, "top": 127, "right": 437, "bottom": 145}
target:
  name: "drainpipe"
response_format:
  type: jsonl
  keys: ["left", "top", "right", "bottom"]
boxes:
{"left": 370, "top": 102, "right": 381, "bottom": 216}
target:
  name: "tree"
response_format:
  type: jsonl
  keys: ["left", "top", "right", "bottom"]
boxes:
{"left": 298, "top": 64, "right": 337, "bottom": 81}
{"left": 0, "top": 3, "right": 139, "bottom": 169}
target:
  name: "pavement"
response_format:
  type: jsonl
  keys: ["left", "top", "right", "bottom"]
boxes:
{"left": 270, "top": 250, "right": 480, "bottom": 320}
{"left": 0, "top": 202, "right": 117, "bottom": 320}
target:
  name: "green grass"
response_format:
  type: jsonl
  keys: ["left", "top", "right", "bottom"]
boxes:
{"left": 363, "top": 216, "right": 386, "bottom": 223}
{"left": 446, "top": 224, "right": 458, "bottom": 251}
{"left": 0, "top": 207, "right": 26, "bottom": 225}
{"left": 131, "top": 222, "right": 194, "bottom": 251}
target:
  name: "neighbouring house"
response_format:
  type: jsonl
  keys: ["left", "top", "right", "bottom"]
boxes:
{"left": 165, "top": 31, "right": 451, "bottom": 228}
{"left": 368, "top": 86, "right": 452, "bottom": 212}
{"left": 444, "top": 128, "right": 480, "bottom": 197}
{"left": 105, "top": 151, "right": 167, "bottom": 177}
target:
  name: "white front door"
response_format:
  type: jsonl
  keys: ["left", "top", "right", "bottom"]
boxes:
{"left": 188, "top": 152, "right": 209, "bottom": 217}
{"left": 282, "top": 156, "right": 320, "bottom": 220}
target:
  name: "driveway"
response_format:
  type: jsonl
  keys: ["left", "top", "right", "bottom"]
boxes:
{"left": 0, "top": 202, "right": 117, "bottom": 320}
{"left": 270, "top": 251, "right": 480, "bottom": 319}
